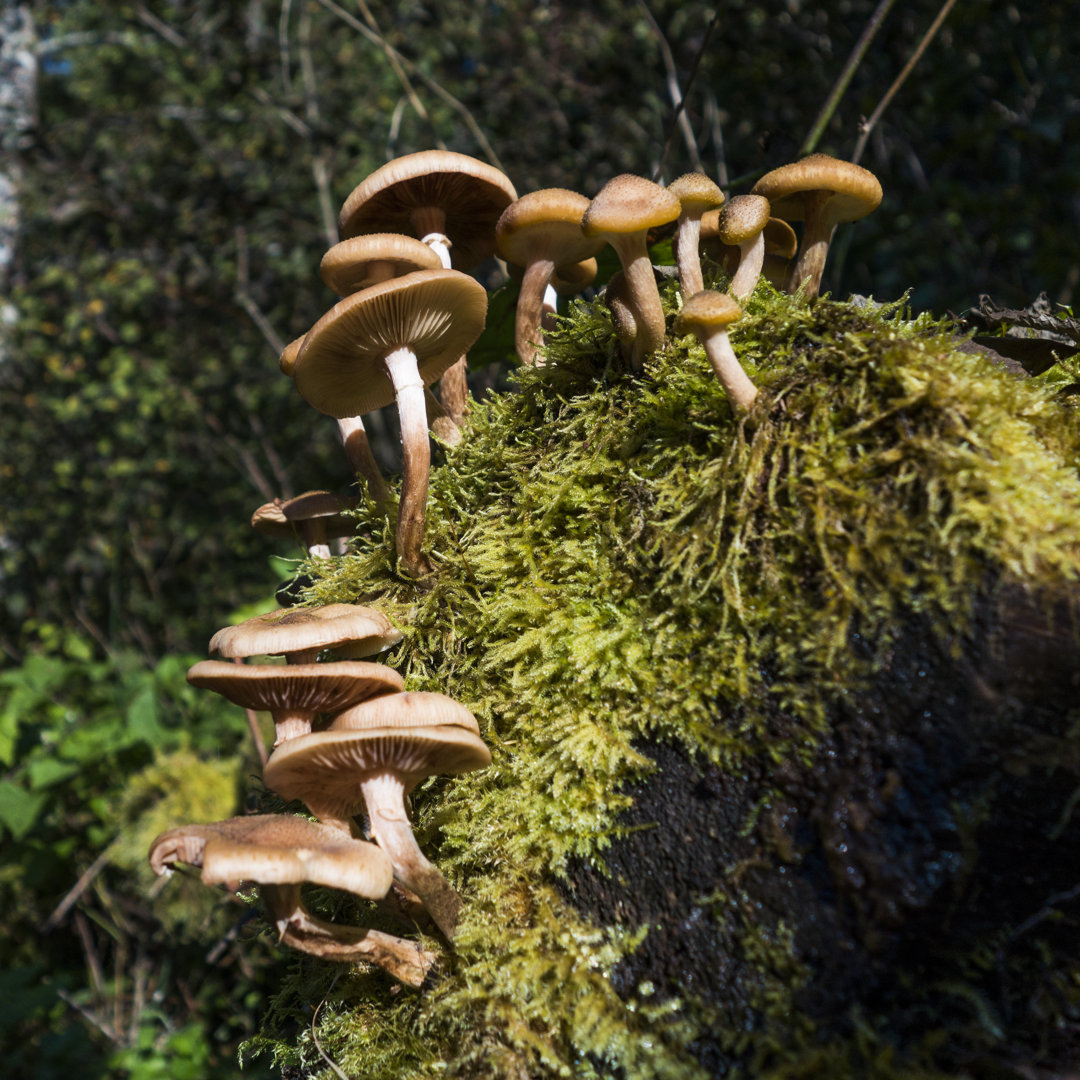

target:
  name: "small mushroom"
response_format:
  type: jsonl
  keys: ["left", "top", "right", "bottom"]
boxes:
{"left": 667, "top": 172, "right": 726, "bottom": 300}
{"left": 209, "top": 604, "right": 403, "bottom": 665}
{"left": 581, "top": 174, "right": 681, "bottom": 362}
{"left": 264, "top": 698, "right": 490, "bottom": 939}
{"left": 675, "top": 291, "right": 757, "bottom": 413}
{"left": 251, "top": 490, "right": 358, "bottom": 559}
{"left": 319, "top": 233, "right": 444, "bottom": 297}
{"left": 293, "top": 269, "right": 488, "bottom": 578}
{"left": 709, "top": 194, "right": 771, "bottom": 300}
{"left": 750, "top": 154, "right": 882, "bottom": 298}
{"left": 186, "top": 659, "right": 404, "bottom": 746}
{"left": 148, "top": 814, "right": 436, "bottom": 986}
{"left": 495, "top": 188, "right": 603, "bottom": 366}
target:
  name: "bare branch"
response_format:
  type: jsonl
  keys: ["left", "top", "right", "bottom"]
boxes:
{"left": 43, "top": 846, "right": 113, "bottom": 929}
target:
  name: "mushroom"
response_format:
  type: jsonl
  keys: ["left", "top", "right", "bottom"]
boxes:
{"left": 337, "top": 151, "right": 517, "bottom": 426}
{"left": 707, "top": 194, "right": 771, "bottom": 300}
{"left": 319, "top": 233, "right": 443, "bottom": 297}
{"left": 581, "top": 174, "right": 681, "bottom": 362}
{"left": 263, "top": 695, "right": 490, "bottom": 939}
{"left": 251, "top": 490, "right": 358, "bottom": 559}
{"left": 292, "top": 269, "right": 488, "bottom": 578}
{"left": 280, "top": 336, "right": 391, "bottom": 505}
{"left": 675, "top": 290, "right": 757, "bottom": 413}
{"left": 761, "top": 218, "right": 799, "bottom": 289}
{"left": 495, "top": 188, "right": 603, "bottom": 366}
{"left": 750, "top": 153, "right": 882, "bottom": 298}
{"left": 148, "top": 814, "right": 437, "bottom": 986}
{"left": 667, "top": 172, "right": 726, "bottom": 300}
{"left": 209, "top": 603, "right": 404, "bottom": 665}
{"left": 186, "top": 658, "right": 405, "bottom": 746}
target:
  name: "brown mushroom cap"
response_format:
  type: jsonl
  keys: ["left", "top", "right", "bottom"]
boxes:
{"left": 551, "top": 257, "right": 598, "bottom": 297}
{"left": 751, "top": 153, "right": 882, "bottom": 224}
{"left": 251, "top": 491, "right": 358, "bottom": 541}
{"left": 764, "top": 217, "right": 799, "bottom": 259}
{"left": 676, "top": 290, "right": 742, "bottom": 335}
{"left": 319, "top": 233, "right": 443, "bottom": 296}
{"left": 209, "top": 604, "right": 403, "bottom": 661}
{"left": 495, "top": 188, "right": 603, "bottom": 269}
{"left": 711, "top": 195, "right": 771, "bottom": 245}
{"left": 186, "top": 659, "right": 404, "bottom": 715}
{"left": 582, "top": 174, "right": 682, "bottom": 240}
{"left": 264, "top": 725, "right": 492, "bottom": 817}
{"left": 338, "top": 150, "right": 517, "bottom": 270}
{"left": 149, "top": 814, "right": 394, "bottom": 899}
{"left": 293, "top": 268, "right": 488, "bottom": 419}
{"left": 279, "top": 335, "right": 303, "bottom": 377}
{"left": 330, "top": 691, "right": 480, "bottom": 735}
{"left": 668, "top": 172, "right": 725, "bottom": 215}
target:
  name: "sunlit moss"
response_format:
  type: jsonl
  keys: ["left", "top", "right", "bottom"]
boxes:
{"left": 246, "top": 280, "right": 1080, "bottom": 1078}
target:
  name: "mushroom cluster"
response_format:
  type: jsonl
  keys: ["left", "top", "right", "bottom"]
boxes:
{"left": 149, "top": 147, "right": 884, "bottom": 989}
{"left": 149, "top": 603, "right": 491, "bottom": 985}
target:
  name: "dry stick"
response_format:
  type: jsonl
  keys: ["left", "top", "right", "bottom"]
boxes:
{"left": 651, "top": 6, "right": 721, "bottom": 183}
{"left": 799, "top": 0, "right": 898, "bottom": 158}
{"left": 638, "top": 0, "right": 702, "bottom": 175}
{"left": 312, "top": 0, "right": 504, "bottom": 172}
{"left": 851, "top": 0, "right": 960, "bottom": 165}
{"left": 44, "top": 846, "right": 113, "bottom": 929}
{"left": 311, "top": 975, "right": 350, "bottom": 1080}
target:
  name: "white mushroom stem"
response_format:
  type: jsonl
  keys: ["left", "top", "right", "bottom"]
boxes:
{"left": 786, "top": 189, "right": 835, "bottom": 298}
{"left": 299, "top": 517, "right": 331, "bottom": 561}
{"left": 729, "top": 233, "right": 766, "bottom": 301}
{"left": 269, "top": 708, "right": 317, "bottom": 747}
{"left": 673, "top": 213, "right": 706, "bottom": 299}
{"left": 607, "top": 233, "right": 666, "bottom": 358}
{"left": 382, "top": 346, "right": 432, "bottom": 578}
{"left": 699, "top": 329, "right": 758, "bottom": 412}
{"left": 540, "top": 283, "right": 559, "bottom": 333}
{"left": 516, "top": 257, "right": 558, "bottom": 366}
{"left": 336, "top": 416, "right": 391, "bottom": 505}
{"left": 359, "top": 771, "right": 462, "bottom": 939}
{"left": 261, "top": 883, "right": 438, "bottom": 987}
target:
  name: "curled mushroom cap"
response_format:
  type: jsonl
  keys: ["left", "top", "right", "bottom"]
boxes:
{"left": 148, "top": 814, "right": 436, "bottom": 986}
{"left": 320, "top": 233, "right": 443, "bottom": 296}
{"left": 668, "top": 172, "right": 726, "bottom": 299}
{"left": 582, "top": 174, "right": 681, "bottom": 363}
{"left": 496, "top": 188, "right": 603, "bottom": 367}
{"left": 338, "top": 150, "right": 517, "bottom": 271}
{"left": 751, "top": 153, "right": 882, "bottom": 298}
{"left": 187, "top": 659, "right": 405, "bottom": 746}
{"left": 264, "top": 719, "right": 490, "bottom": 938}
{"left": 675, "top": 290, "right": 757, "bottom": 413}
{"left": 209, "top": 604, "right": 403, "bottom": 664}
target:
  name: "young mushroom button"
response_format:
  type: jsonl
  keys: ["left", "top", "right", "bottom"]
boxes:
{"left": 293, "top": 269, "right": 488, "bottom": 579}
{"left": 675, "top": 291, "right": 758, "bottom": 413}
{"left": 582, "top": 174, "right": 681, "bottom": 363}
{"left": 711, "top": 194, "right": 771, "bottom": 300}
{"left": 751, "top": 153, "right": 882, "bottom": 299}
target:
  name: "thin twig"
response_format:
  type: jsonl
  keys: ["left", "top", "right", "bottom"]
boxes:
{"left": 134, "top": 3, "right": 187, "bottom": 47}
{"left": 57, "top": 988, "right": 120, "bottom": 1045}
{"left": 800, "top": 0, "right": 897, "bottom": 156}
{"left": 311, "top": 974, "right": 349, "bottom": 1080}
{"left": 278, "top": 0, "right": 294, "bottom": 91}
{"left": 298, "top": 2, "right": 337, "bottom": 247}
{"left": 650, "top": 6, "right": 721, "bottom": 182}
{"left": 234, "top": 226, "right": 286, "bottom": 356}
{"left": 312, "top": 0, "right": 505, "bottom": 171}
{"left": 44, "top": 846, "right": 113, "bottom": 929}
{"left": 851, "top": 0, "right": 959, "bottom": 165}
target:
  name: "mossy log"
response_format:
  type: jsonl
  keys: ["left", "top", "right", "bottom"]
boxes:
{"left": 247, "top": 284, "right": 1080, "bottom": 1079}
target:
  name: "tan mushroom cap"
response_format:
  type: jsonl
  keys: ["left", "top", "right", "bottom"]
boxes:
{"left": 264, "top": 726, "right": 492, "bottom": 818}
{"left": 319, "top": 234, "right": 443, "bottom": 296}
{"left": 186, "top": 659, "right": 404, "bottom": 715}
{"left": 668, "top": 172, "right": 725, "bottom": 214}
{"left": 676, "top": 290, "right": 742, "bottom": 335}
{"left": 711, "top": 195, "right": 771, "bottom": 245}
{"left": 279, "top": 335, "right": 303, "bottom": 377}
{"left": 581, "top": 173, "right": 682, "bottom": 239}
{"left": 764, "top": 217, "right": 798, "bottom": 259}
{"left": 751, "top": 153, "right": 882, "bottom": 224}
{"left": 251, "top": 491, "right": 358, "bottom": 540}
{"left": 495, "top": 188, "right": 603, "bottom": 269}
{"left": 209, "top": 604, "right": 403, "bottom": 660}
{"left": 251, "top": 498, "right": 289, "bottom": 535}
{"left": 338, "top": 150, "right": 517, "bottom": 270}
{"left": 330, "top": 691, "right": 480, "bottom": 735}
{"left": 149, "top": 814, "right": 394, "bottom": 899}
{"left": 551, "top": 257, "right": 598, "bottom": 296}
{"left": 293, "top": 269, "right": 488, "bottom": 419}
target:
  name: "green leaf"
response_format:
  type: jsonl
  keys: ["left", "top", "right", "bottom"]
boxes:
{"left": 125, "top": 685, "right": 160, "bottom": 741}
{"left": 27, "top": 757, "right": 82, "bottom": 790}
{"left": 0, "top": 780, "right": 49, "bottom": 839}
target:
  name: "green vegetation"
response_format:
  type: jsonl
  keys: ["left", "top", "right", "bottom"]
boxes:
{"left": 242, "top": 281, "right": 1080, "bottom": 1077}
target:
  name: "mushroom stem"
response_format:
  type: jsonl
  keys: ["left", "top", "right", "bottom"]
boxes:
{"left": 336, "top": 417, "right": 391, "bottom": 506}
{"left": 382, "top": 346, "right": 433, "bottom": 578}
{"left": 261, "top": 884, "right": 438, "bottom": 987}
{"left": 516, "top": 256, "right": 557, "bottom": 366}
{"left": 360, "top": 772, "right": 463, "bottom": 939}
{"left": 271, "top": 708, "right": 316, "bottom": 747}
{"left": 300, "top": 517, "right": 331, "bottom": 560}
{"left": 729, "top": 233, "right": 766, "bottom": 301}
{"left": 702, "top": 330, "right": 758, "bottom": 412}
{"left": 609, "top": 235, "right": 666, "bottom": 358}
{"left": 786, "top": 189, "right": 834, "bottom": 298}
{"left": 673, "top": 215, "right": 705, "bottom": 299}
{"left": 436, "top": 356, "right": 469, "bottom": 426}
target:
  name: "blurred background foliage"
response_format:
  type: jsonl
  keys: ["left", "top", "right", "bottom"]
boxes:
{"left": 0, "top": 0, "right": 1076, "bottom": 1074}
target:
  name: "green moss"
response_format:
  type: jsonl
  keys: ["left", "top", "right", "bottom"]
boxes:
{"left": 247, "top": 281, "right": 1080, "bottom": 1078}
